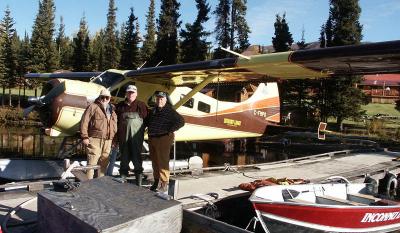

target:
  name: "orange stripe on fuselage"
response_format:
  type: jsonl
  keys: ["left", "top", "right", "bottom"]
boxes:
{"left": 266, "top": 113, "right": 280, "bottom": 122}
{"left": 214, "top": 96, "right": 280, "bottom": 116}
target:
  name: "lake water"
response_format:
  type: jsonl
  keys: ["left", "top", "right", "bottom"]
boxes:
{"left": 0, "top": 126, "right": 381, "bottom": 167}
{"left": 0, "top": 127, "right": 85, "bottom": 158}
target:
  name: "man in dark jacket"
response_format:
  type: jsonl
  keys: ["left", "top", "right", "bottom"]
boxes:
{"left": 80, "top": 89, "right": 117, "bottom": 179}
{"left": 148, "top": 91, "right": 184, "bottom": 192}
{"left": 115, "top": 85, "right": 148, "bottom": 185}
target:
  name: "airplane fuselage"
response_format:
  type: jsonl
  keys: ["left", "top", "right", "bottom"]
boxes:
{"left": 39, "top": 78, "right": 280, "bottom": 141}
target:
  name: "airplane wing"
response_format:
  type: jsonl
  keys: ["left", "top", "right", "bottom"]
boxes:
{"left": 125, "top": 40, "right": 400, "bottom": 86}
{"left": 25, "top": 71, "right": 102, "bottom": 80}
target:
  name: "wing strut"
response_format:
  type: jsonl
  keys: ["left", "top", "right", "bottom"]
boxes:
{"left": 215, "top": 75, "right": 220, "bottom": 121}
{"left": 173, "top": 75, "right": 217, "bottom": 110}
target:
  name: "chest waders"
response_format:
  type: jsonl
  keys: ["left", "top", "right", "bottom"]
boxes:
{"left": 119, "top": 112, "right": 144, "bottom": 185}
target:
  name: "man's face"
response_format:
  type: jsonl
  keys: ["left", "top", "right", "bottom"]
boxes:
{"left": 126, "top": 91, "right": 137, "bottom": 102}
{"left": 155, "top": 96, "right": 167, "bottom": 108}
{"left": 100, "top": 95, "right": 110, "bottom": 104}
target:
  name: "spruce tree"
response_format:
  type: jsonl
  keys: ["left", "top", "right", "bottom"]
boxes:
{"left": 321, "top": 0, "right": 365, "bottom": 129}
{"left": 232, "top": 0, "right": 250, "bottom": 52}
{"left": 119, "top": 8, "right": 141, "bottom": 70}
{"left": 56, "top": 16, "right": 72, "bottom": 70}
{"left": 0, "top": 7, "right": 18, "bottom": 106}
{"left": 90, "top": 30, "right": 106, "bottom": 71}
{"left": 18, "top": 33, "right": 32, "bottom": 77}
{"left": 154, "top": 0, "right": 181, "bottom": 65}
{"left": 296, "top": 26, "right": 307, "bottom": 50}
{"left": 272, "top": 13, "right": 293, "bottom": 52}
{"left": 180, "top": 0, "right": 211, "bottom": 62}
{"left": 319, "top": 23, "right": 326, "bottom": 48}
{"left": 141, "top": 0, "right": 156, "bottom": 67}
{"left": 30, "top": 0, "right": 57, "bottom": 72}
{"left": 325, "top": 15, "right": 333, "bottom": 47}
{"left": 119, "top": 22, "right": 126, "bottom": 52}
{"left": 71, "top": 16, "right": 91, "bottom": 71}
{"left": 330, "top": 0, "right": 362, "bottom": 46}
{"left": 103, "top": 0, "right": 120, "bottom": 69}
{"left": 213, "top": 0, "right": 250, "bottom": 58}
{"left": 213, "top": 0, "right": 231, "bottom": 58}
{"left": 280, "top": 79, "right": 315, "bottom": 126}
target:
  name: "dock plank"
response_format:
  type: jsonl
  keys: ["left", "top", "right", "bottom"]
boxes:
{"left": 37, "top": 176, "right": 182, "bottom": 233}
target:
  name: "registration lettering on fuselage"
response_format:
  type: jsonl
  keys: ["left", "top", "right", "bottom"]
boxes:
{"left": 254, "top": 109, "right": 267, "bottom": 119}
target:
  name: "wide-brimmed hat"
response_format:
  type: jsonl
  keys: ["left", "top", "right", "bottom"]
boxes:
{"left": 99, "top": 89, "right": 111, "bottom": 97}
{"left": 155, "top": 91, "right": 167, "bottom": 97}
{"left": 126, "top": 85, "right": 137, "bottom": 93}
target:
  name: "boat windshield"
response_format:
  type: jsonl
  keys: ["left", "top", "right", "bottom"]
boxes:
{"left": 91, "top": 71, "right": 125, "bottom": 88}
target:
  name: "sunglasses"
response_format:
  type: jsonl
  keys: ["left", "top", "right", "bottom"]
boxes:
{"left": 101, "top": 96, "right": 110, "bottom": 100}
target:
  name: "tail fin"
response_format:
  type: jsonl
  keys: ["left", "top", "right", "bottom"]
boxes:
{"left": 244, "top": 82, "right": 280, "bottom": 123}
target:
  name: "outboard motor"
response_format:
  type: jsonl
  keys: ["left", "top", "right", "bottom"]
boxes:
{"left": 378, "top": 172, "right": 398, "bottom": 199}
{"left": 396, "top": 173, "right": 400, "bottom": 200}
{"left": 364, "top": 174, "right": 378, "bottom": 195}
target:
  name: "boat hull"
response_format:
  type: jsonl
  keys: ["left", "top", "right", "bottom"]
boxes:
{"left": 253, "top": 201, "right": 400, "bottom": 232}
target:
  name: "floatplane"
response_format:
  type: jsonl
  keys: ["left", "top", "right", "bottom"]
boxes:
{"left": 1, "top": 40, "right": 399, "bottom": 182}
{"left": 24, "top": 40, "right": 400, "bottom": 142}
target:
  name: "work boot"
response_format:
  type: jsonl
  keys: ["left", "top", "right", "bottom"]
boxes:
{"left": 150, "top": 179, "right": 159, "bottom": 191}
{"left": 158, "top": 181, "right": 169, "bottom": 194}
{"left": 135, "top": 174, "right": 143, "bottom": 186}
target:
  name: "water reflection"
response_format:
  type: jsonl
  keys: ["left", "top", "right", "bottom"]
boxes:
{"left": 0, "top": 126, "right": 380, "bottom": 166}
{"left": 176, "top": 137, "right": 379, "bottom": 168}
{"left": 0, "top": 127, "right": 85, "bottom": 158}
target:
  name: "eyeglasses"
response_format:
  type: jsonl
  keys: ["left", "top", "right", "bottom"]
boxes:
{"left": 101, "top": 96, "right": 110, "bottom": 100}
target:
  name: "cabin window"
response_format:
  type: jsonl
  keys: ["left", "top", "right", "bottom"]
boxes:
{"left": 181, "top": 95, "right": 194, "bottom": 108}
{"left": 198, "top": 101, "right": 210, "bottom": 113}
{"left": 93, "top": 72, "right": 124, "bottom": 88}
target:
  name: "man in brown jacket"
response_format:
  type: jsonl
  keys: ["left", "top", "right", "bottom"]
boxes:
{"left": 80, "top": 89, "right": 117, "bottom": 179}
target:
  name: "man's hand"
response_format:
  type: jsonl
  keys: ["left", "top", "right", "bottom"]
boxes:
{"left": 82, "top": 138, "right": 90, "bottom": 146}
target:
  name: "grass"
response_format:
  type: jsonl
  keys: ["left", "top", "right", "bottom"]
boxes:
{"left": 361, "top": 103, "right": 400, "bottom": 117}
{"left": 328, "top": 103, "right": 400, "bottom": 139}
{"left": 1, "top": 88, "right": 42, "bottom": 97}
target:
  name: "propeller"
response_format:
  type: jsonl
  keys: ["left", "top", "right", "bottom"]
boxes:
{"left": 23, "top": 96, "right": 46, "bottom": 118}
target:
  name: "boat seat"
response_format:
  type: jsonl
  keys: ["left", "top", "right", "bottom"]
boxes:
{"left": 347, "top": 193, "right": 381, "bottom": 205}
{"left": 316, "top": 195, "right": 367, "bottom": 206}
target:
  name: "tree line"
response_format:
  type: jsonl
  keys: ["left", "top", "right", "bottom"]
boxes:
{"left": 0, "top": 0, "right": 368, "bottom": 129}
{"left": 0, "top": 0, "right": 252, "bottom": 76}
{"left": 274, "top": 0, "right": 367, "bottom": 129}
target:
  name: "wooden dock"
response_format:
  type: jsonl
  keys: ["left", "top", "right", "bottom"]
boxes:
{"left": 38, "top": 176, "right": 182, "bottom": 233}
{"left": 0, "top": 150, "right": 399, "bottom": 233}
{"left": 174, "top": 150, "right": 400, "bottom": 208}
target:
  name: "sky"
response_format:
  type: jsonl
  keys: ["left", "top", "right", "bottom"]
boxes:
{"left": 0, "top": 0, "right": 399, "bottom": 47}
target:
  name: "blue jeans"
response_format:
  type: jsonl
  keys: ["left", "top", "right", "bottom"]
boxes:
{"left": 106, "top": 147, "right": 119, "bottom": 176}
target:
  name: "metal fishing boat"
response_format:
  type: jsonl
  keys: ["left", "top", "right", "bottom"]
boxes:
{"left": 250, "top": 176, "right": 400, "bottom": 232}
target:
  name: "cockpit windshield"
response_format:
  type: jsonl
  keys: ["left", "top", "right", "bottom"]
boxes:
{"left": 91, "top": 71, "right": 125, "bottom": 88}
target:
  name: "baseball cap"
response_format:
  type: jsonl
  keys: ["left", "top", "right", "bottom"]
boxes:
{"left": 155, "top": 91, "right": 167, "bottom": 97}
{"left": 126, "top": 85, "right": 137, "bottom": 93}
{"left": 99, "top": 89, "right": 111, "bottom": 97}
